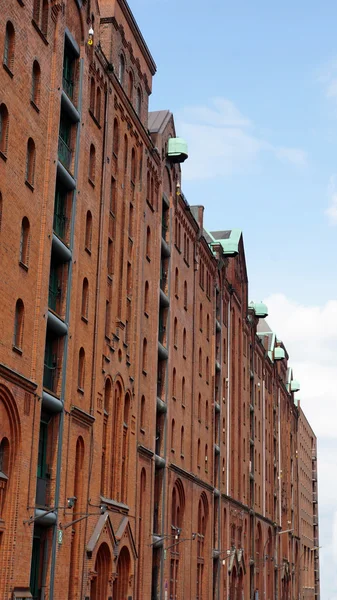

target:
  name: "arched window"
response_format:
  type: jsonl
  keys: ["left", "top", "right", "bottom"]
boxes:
{"left": 222, "top": 458, "right": 225, "bottom": 484}
{"left": 85, "top": 210, "right": 92, "bottom": 251}
{"left": 90, "top": 77, "right": 95, "bottom": 113}
{"left": 173, "top": 317, "right": 178, "bottom": 347}
{"left": 89, "top": 143, "right": 95, "bottom": 183}
{"left": 123, "top": 134, "right": 128, "bottom": 174}
{"left": 171, "top": 419, "right": 175, "bottom": 451}
{"left": 146, "top": 171, "right": 150, "bottom": 201}
{"left": 20, "top": 217, "right": 30, "bottom": 266}
{"left": 205, "top": 400, "right": 209, "bottom": 427}
{"left": 206, "top": 314, "right": 210, "bottom": 340}
{"left": 144, "top": 281, "right": 149, "bottom": 315}
{"left": 180, "top": 426, "right": 184, "bottom": 456}
{"left": 182, "top": 377, "right": 185, "bottom": 405}
{"left": 142, "top": 338, "right": 147, "bottom": 372}
{"left": 13, "top": 299, "right": 24, "bottom": 349}
{"left": 41, "top": 0, "right": 48, "bottom": 36}
{"left": 96, "top": 86, "right": 101, "bottom": 123}
{"left": 128, "top": 70, "right": 133, "bottom": 100}
{"left": 26, "top": 138, "right": 36, "bottom": 186}
{"left": 81, "top": 278, "right": 89, "bottom": 320}
{"left": 31, "top": 60, "right": 41, "bottom": 106}
{"left": 199, "top": 348, "right": 202, "bottom": 376}
{"left": 78, "top": 347, "right": 85, "bottom": 390}
{"left": 0, "top": 103, "right": 9, "bottom": 155}
{"left": 199, "top": 303, "right": 203, "bottom": 330}
{"left": 184, "top": 281, "right": 187, "bottom": 310}
{"left": 4, "top": 22, "right": 15, "bottom": 72}
{"left": 90, "top": 543, "right": 112, "bottom": 600}
{"left": 172, "top": 367, "right": 176, "bottom": 398}
{"left": 183, "top": 328, "right": 186, "bottom": 357}
{"left": 175, "top": 267, "right": 179, "bottom": 297}
{"left": 131, "top": 147, "right": 136, "bottom": 183}
{"left": 197, "top": 439, "right": 200, "bottom": 467}
{"left": 198, "top": 393, "right": 201, "bottom": 421}
{"left": 100, "top": 380, "right": 111, "bottom": 496}
{"left": 118, "top": 54, "right": 125, "bottom": 86}
{"left": 205, "top": 444, "right": 208, "bottom": 470}
{"left": 136, "top": 87, "right": 142, "bottom": 116}
{"left": 206, "top": 357, "right": 209, "bottom": 384}
{"left": 146, "top": 226, "right": 151, "bottom": 259}
{"left": 0, "top": 437, "right": 9, "bottom": 476}
{"left": 112, "top": 118, "right": 119, "bottom": 156}
{"left": 140, "top": 395, "right": 146, "bottom": 431}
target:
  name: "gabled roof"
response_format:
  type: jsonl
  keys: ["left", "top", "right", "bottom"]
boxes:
{"left": 148, "top": 110, "right": 172, "bottom": 134}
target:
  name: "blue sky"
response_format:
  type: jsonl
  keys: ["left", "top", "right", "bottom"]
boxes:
{"left": 130, "top": 1, "right": 337, "bottom": 597}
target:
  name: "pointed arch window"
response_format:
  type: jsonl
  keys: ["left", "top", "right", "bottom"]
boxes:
{"left": 144, "top": 281, "right": 149, "bottom": 315}
{"left": 199, "top": 303, "right": 203, "bottom": 331}
{"left": 171, "top": 419, "right": 175, "bottom": 451}
{"left": 85, "top": 210, "right": 92, "bottom": 252}
{"left": 197, "top": 439, "right": 201, "bottom": 467}
{"left": 89, "top": 143, "right": 96, "bottom": 184}
{"left": 198, "top": 393, "right": 201, "bottom": 421}
{"left": 13, "top": 299, "right": 24, "bottom": 351}
{"left": 31, "top": 60, "right": 41, "bottom": 107}
{"left": 136, "top": 86, "right": 142, "bottom": 116}
{"left": 4, "top": 22, "right": 15, "bottom": 73}
{"left": 96, "top": 86, "right": 101, "bottom": 123}
{"left": 205, "top": 401, "right": 209, "bottom": 427}
{"left": 81, "top": 278, "right": 89, "bottom": 320}
{"left": 78, "top": 347, "right": 85, "bottom": 390}
{"left": 0, "top": 103, "right": 9, "bottom": 156}
{"left": 184, "top": 280, "right": 187, "bottom": 310}
{"left": 172, "top": 367, "right": 176, "bottom": 399}
{"left": 128, "top": 70, "right": 133, "bottom": 100}
{"left": 20, "top": 217, "right": 30, "bottom": 267}
{"left": 206, "top": 314, "right": 210, "bottom": 340}
{"left": 118, "top": 54, "right": 125, "bottom": 86}
{"left": 182, "top": 377, "right": 185, "bottom": 406}
{"left": 199, "top": 348, "right": 202, "bottom": 376}
{"left": 26, "top": 138, "right": 36, "bottom": 187}
{"left": 206, "top": 357, "right": 209, "bottom": 384}
{"left": 146, "top": 226, "right": 151, "bottom": 260}
{"left": 173, "top": 317, "right": 178, "bottom": 348}
{"left": 140, "top": 395, "right": 146, "bottom": 431}
{"left": 131, "top": 147, "right": 136, "bottom": 183}
{"left": 90, "top": 77, "right": 95, "bottom": 113}
{"left": 180, "top": 426, "right": 184, "bottom": 457}
{"left": 142, "top": 338, "right": 147, "bottom": 373}
{"left": 175, "top": 267, "right": 179, "bottom": 297}
{"left": 112, "top": 118, "right": 119, "bottom": 156}
{"left": 183, "top": 328, "right": 186, "bottom": 358}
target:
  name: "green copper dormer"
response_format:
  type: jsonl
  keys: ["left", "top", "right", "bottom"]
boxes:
{"left": 249, "top": 301, "right": 268, "bottom": 318}
{"left": 290, "top": 380, "right": 300, "bottom": 393}
{"left": 274, "top": 347, "right": 285, "bottom": 360}
{"left": 167, "top": 137, "right": 188, "bottom": 163}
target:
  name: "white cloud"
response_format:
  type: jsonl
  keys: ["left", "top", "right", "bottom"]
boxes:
{"left": 176, "top": 97, "right": 307, "bottom": 180}
{"left": 264, "top": 293, "right": 337, "bottom": 438}
{"left": 326, "top": 176, "right": 337, "bottom": 225}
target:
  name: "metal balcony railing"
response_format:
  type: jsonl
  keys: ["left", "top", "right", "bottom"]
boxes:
{"left": 58, "top": 136, "right": 72, "bottom": 170}
{"left": 62, "top": 76, "right": 74, "bottom": 99}
{"left": 53, "top": 211, "right": 68, "bottom": 240}
{"left": 43, "top": 363, "right": 58, "bottom": 393}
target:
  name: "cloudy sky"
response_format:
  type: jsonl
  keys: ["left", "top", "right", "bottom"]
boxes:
{"left": 130, "top": 0, "right": 337, "bottom": 596}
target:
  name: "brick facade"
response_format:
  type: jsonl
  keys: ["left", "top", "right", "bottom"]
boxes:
{"left": 0, "top": 1, "right": 320, "bottom": 599}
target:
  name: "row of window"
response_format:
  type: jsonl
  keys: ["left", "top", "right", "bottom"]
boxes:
{"left": 117, "top": 53, "right": 142, "bottom": 117}
{"left": 3, "top": 22, "right": 42, "bottom": 108}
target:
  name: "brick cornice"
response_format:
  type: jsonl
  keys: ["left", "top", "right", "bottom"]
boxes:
{"left": 0, "top": 362, "right": 38, "bottom": 393}
{"left": 70, "top": 405, "right": 95, "bottom": 427}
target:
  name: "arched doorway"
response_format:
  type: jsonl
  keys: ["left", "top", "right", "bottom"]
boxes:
{"left": 115, "top": 546, "right": 131, "bottom": 600}
{"left": 230, "top": 565, "right": 237, "bottom": 600}
{"left": 91, "top": 542, "right": 111, "bottom": 600}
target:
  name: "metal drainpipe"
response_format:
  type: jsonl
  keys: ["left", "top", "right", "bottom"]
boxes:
{"left": 80, "top": 82, "right": 109, "bottom": 600}
{"left": 159, "top": 198, "right": 172, "bottom": 600}
{"left": 216, "top": 281, "right": 222, "bottom": 600}
{"left": 226, "top": 294, "right": 231, "bottom": 600}
{"left": 49, "top": 56, "right": 84, "bottom": 600}
{"left": 275, "top": 386, "right": 281, "bottom": 600}
{"left": 250, "top": 333, "right": 256, "bottom": 600}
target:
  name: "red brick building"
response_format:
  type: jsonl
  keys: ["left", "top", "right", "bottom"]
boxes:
{"left": 0, "top": 1, "right": 320, "bottom": 599}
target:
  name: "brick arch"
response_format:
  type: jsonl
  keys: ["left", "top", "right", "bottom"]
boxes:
{"left": 90, "top": 542, "right": 112, "bottom": 600}
{"left": 66, "top": 0, "right": 85, "bottom": 41}
{"left": 0, "top": 384, "right": 21, "bottom": 448}
{"left": 114, "top": 545, "right": 131, "bottom": 600}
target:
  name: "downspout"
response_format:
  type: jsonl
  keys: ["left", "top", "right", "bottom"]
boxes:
{"left": 80, "top": 83, "right": 109, "bottom": 600}
{"left": 49, "top": 56, "right": 84, "bottom": 600}
{"left": 276, "top": 386, "right": 281, "bottom": 600}
{"left": 262, "top": 378, "right": 266, "bottom": 517}
{"left": 226, "top": 293, "right": 231, "bottom": 600}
